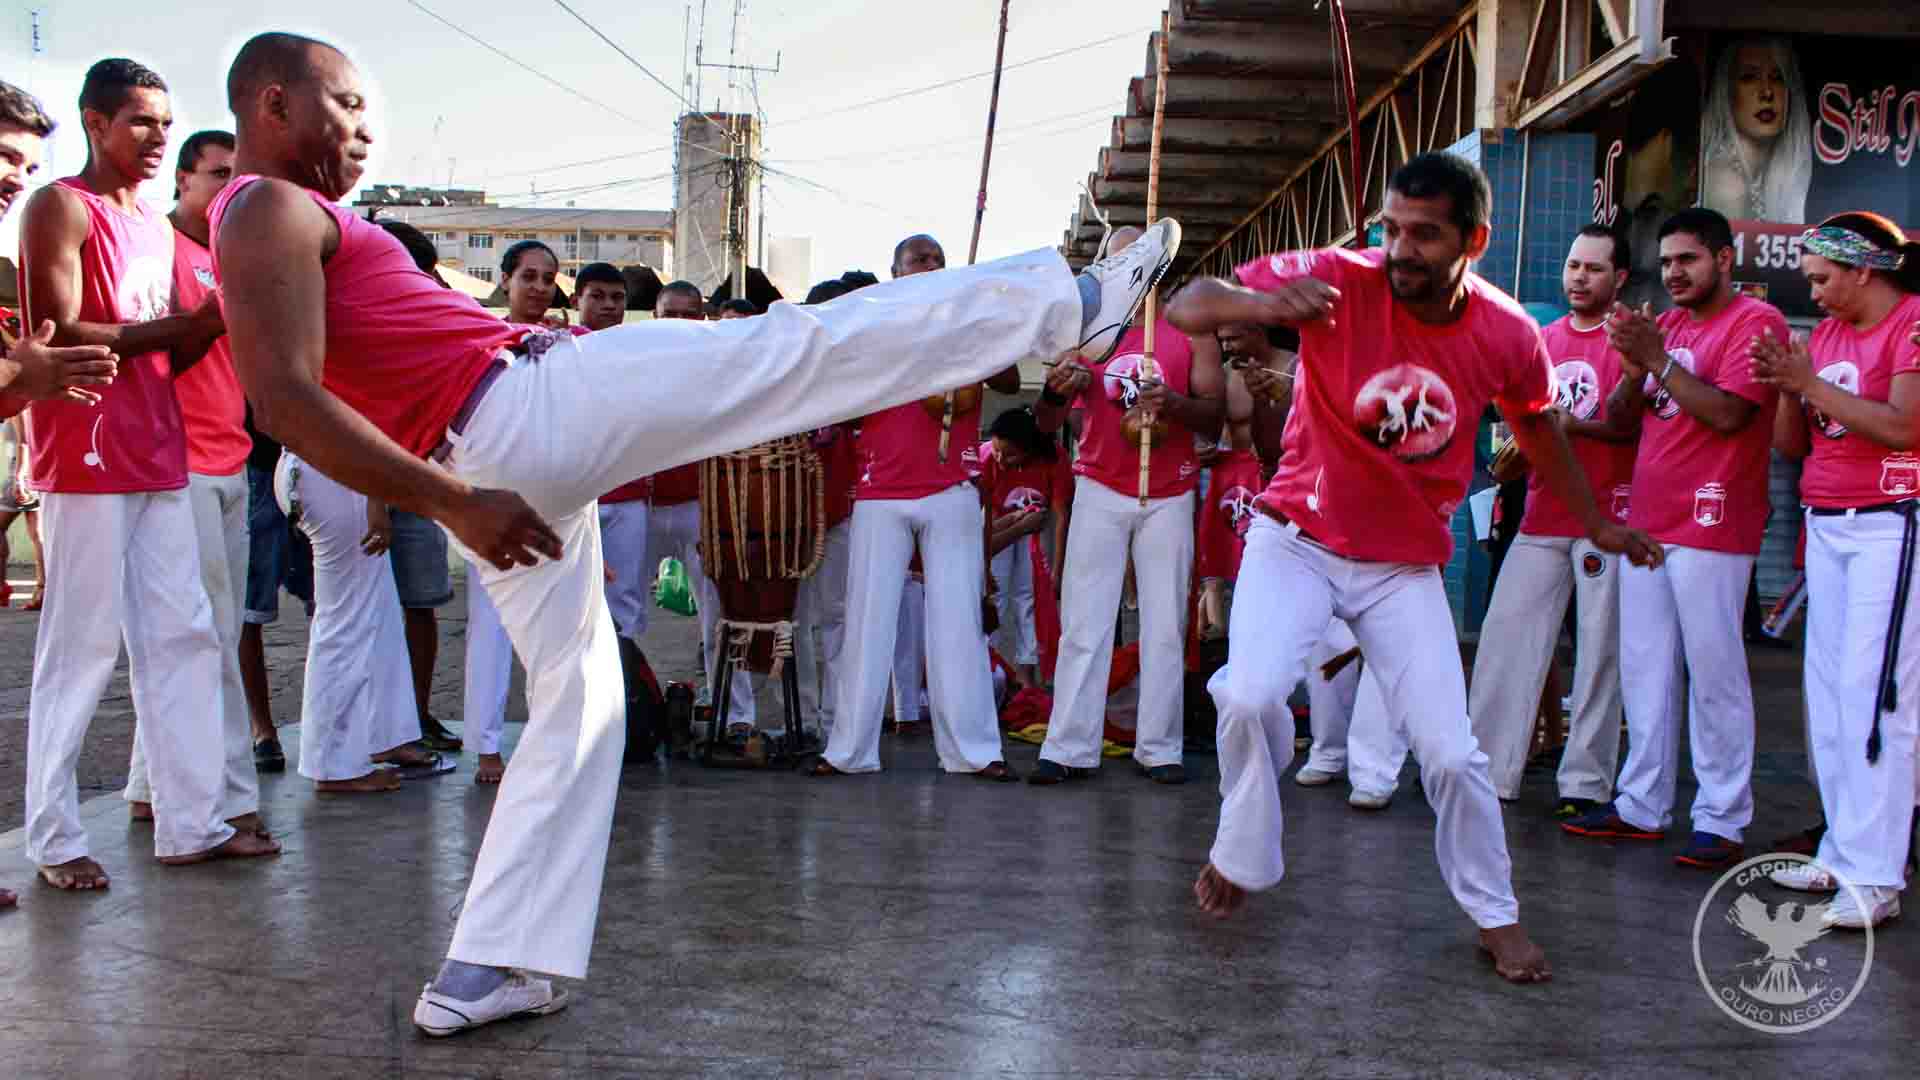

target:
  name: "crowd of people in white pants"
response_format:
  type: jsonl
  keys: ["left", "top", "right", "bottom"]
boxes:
{"left": 1, "top": 36, "right": 1916, "bottom": 1032}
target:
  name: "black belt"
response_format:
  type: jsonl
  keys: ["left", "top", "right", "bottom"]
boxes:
{"left": 1873, "top": 501, "right": 1920, "bottom": 763}
{"left": 1806, "top": 501, "right": 1917, "bottom": 517}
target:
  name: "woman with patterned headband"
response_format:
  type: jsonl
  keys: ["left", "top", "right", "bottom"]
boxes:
{"left": 1750, "top": 211, "right": 1920, "bottom": 930}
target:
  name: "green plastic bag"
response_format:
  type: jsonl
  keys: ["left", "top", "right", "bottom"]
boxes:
{"left": 653, "top": 557, "right": 697, "bottom": 616}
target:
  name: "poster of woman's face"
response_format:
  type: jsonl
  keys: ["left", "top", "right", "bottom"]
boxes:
{"left": 1700, "top": 37, "right": 1812, "bottom": 224}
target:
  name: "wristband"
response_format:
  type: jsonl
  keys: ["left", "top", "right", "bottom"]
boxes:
{"left": 1040, "top": 386, "right": 1069, "bottom": 407}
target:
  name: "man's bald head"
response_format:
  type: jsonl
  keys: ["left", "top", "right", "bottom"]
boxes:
{"left": 1106, "top": 226, "right": 1144, "bottom": 258}
{"left": 227, "top": 32, "right": 342, "bottom": 116}
{"left": 891, "top": 234, "right": 945, "bottom": 279}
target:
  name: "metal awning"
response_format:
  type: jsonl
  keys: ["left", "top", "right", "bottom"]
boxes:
{"left": 1060, "top": 0, "right": 1472, "bottom": 278}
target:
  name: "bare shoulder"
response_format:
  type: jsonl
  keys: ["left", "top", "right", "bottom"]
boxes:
{"left": 218, "top": 178, "right": 338, "bottom": 259}
{"left": 19, "top": 182, "right": 87, "bottom": 241}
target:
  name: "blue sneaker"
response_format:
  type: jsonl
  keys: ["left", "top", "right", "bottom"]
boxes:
{"left": 1674, "top": 831, "right": 1743, "bottom": 870}
{"left": 1560, "top": 802, "right": 1665, "bottom": 841}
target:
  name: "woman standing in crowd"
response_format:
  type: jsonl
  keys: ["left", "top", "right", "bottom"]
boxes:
{"left": 1753, "top": 212, "right": 1920, "bottom": 930}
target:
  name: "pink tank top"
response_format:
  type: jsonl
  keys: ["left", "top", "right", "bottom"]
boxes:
{"left": 22, "top": 178, "right": 186, "bottom": 494}
{"left": 208, "top": 176, "right": 522, "bottom": 457}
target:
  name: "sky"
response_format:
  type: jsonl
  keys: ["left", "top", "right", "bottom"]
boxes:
{"left": 0, "top": 0, "right": 1165, "bottom": 288}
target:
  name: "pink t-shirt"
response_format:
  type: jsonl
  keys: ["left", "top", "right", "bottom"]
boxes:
{"left": 23, "top": 178, "right": 186, "bottom": 494}
{"left": 1519, "top": 316, "right": 1640, "bottom": 537}
{"left": 1069, "top": 317, "right": 1202, "bottom": 499}
{"left": 208, "top": 177, "right": 520, "bottom": 458}
{"left": 1627, "top": 295, "right": 1787, "bottom": 553}
{"left": 1196, "top": 448, "right": 1266, "bottom": 580}
{"left": 855, "top": 398, "right": 982, "bottom": 501}
{"left": 170, "top": 228, "right": 250, "bottom": 477}
{"left": 1236, "top": 247, "right": 1555, "bottom": 566}
{"left": 1799, "top": 293, "right": 1920, "bottom": 508}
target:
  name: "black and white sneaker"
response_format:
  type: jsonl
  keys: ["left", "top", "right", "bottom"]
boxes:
{"left": 1075, "top": 217, "right": 1182, "bottom": 365}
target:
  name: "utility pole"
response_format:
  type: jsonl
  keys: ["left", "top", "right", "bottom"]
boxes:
{"left": 696, "top": 0, "right": 778, "bottom": 300}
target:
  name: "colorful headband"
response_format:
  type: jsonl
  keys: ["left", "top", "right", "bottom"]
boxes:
{"left": 1801, "top": 226, "right": 1906, "bottom": 271}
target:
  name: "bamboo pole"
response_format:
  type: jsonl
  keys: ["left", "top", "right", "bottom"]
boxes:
{"left": 1138, "top": 12, "right": 1170, "bottom": 506}
{"left": 939, "top": 0, "right": 1013, "bottom": 465}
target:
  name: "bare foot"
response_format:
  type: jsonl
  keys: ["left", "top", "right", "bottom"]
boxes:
{"left": 129, "top": 801, "right": 153, "bottom": 822}
{"left": 158, "top": 829, "right": 282, "bottom": 865}
{"left": 372, "top": 743, "right": 435, "bottom": 768}
{"left": 1478, "top": 924, "right": 1553, "bottom": 984}
{"left": 1193, "top": 863, "right": 1247, "bottom": 918}
{"left": 475, "top": 753, "right": 506, "bottom": 785}
{"left": 317, "top": 770, "right": 403, "bottom": 795}
{"left": 227, "top": 812, "right": 271, "bottom": 838}
{"left": 38, "top": 857, "right": 110, "bottom": 890}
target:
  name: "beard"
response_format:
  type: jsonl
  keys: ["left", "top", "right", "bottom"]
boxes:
{"left": 1672, "top": 263, "right": 1722, "bottom": 309}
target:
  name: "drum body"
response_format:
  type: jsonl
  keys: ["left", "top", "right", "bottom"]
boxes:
{"left": 699, "top": 436, "right": 825, "bottom": 671}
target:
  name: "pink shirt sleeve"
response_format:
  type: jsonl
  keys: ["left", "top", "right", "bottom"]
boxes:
{"left": 0, "top": 392, "right": 23, "bottom": 420}
{"left": 1232, "top": 249, "right": 1340, "bottom": 293}
{"left": 1495, "top": 329, "right": 1556, "bottom": 419}
{"left": 1716, "top": 307, "right": 1789, "bottom": 407}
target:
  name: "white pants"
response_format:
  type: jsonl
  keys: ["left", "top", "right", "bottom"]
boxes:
{"left": 25, "top": 490, "right": 233, "bottom": 863}
{"left": 990, "top": 539, "right": 1040, "bottom": 666}
{"left": 892, "top": 576, "right": 927, "bottom": 723}
{"left": 1804, "top": 510, "right": 1920, "bottom": 888}
{"left": 1616, "top": 545, "right": 1755, "bottom": 839}
{"left": 1041, "top": 480, "right": 1194, "bottom": 769}
{"left": 598, "top": 500, "right": 651, "bottom": 641}
{"left": 463, "top": 557, "right": 513, "bottom": 756}
{"left": 1208, "top": 516, "right": 1520, "bottom": 928}
{"left": 1468, "top": 533, "right": 1623, "bottom": 802}
{"left": 794, "top": 519, "right": 850, "bottom": 736}
{"left": 1302, "top": 619, "right": 1409, "bottom": 794}
{"left": 278, "top": 456, "right": 420, "bottom": 780}
{"left": 125, "top": 470, "right": 258, "bottom": 818}
{"left": 646, "top": 499, "right": 755, "bottom": 727}
{"left": 436, "top": 245, "right": 1080, "bottom": 977}
{"left": 826, "top": 486, "right": 1005, "bottom": 773}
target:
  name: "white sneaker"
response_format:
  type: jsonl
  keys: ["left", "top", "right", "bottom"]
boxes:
{"left": 413, "top": 971, "right": 571, "bottom": 1037}
{"left": 1294, "top": 766, "right": 1339, "bottom": 787}
{"left": 1076, "top": 217, "right": 1182, "bottom": 364}
{"left": 1348, "top": 787, "right": 1393, "bottom": 811}
{"left": 1822, "top": 885, "right": 1901, "bottom": 930}
{"left": 1769, "top": 863, "right": 1838, "bottom": 894}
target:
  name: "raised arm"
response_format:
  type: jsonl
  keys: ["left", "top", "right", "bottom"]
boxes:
{"left": 1606, "top": 301, "right": 1755, "bottom": 435}
{"left": 218, "top": 179, "right": 558, "bottom": 570}
{"left": 1136, "top": 325, "right": 1226, "bottom": 436}
{"left": 19, "top": 185, "right": 223, "bottom": 355}
{"left": 1752, "top": 329, "right": 1920, "bottom": 453}
{"left": 1164, "top": 275, "right": 1339, "bottom": 337}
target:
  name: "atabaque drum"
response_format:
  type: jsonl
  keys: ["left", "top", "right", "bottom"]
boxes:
{"left": 699, "top": 436, "right": 826, "bottom": 671}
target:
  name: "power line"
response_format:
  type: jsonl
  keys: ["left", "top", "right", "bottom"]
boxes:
{"left": 769, "top": 102, "right": 1115, "bottom": 167}
{"left": 551, "top": 0, "right": 701, "bottom": 113}
{"left": 774, "top": 27, "right": 1147, "bottom": 128}
{"left": 405, "top": 0, "right": 658, "bottom": 129}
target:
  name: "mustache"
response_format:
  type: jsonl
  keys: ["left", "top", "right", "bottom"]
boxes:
{"left": 1386, "top": 259, "right": 1429, "bottom": 276}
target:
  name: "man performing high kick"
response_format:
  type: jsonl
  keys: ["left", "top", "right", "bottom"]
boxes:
{"left": 1166, "top": 153, "right": 1661, "bottom": 983}
{"left": 210, "top": 32, "right": 1177, "bottom": 1035}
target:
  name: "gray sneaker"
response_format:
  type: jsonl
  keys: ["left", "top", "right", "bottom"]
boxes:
{"left": 1076, "top": 217, "right": 1182, "bottom": 364}
{"left": 413, "top": 970, "right": 570, "bottom": 1037}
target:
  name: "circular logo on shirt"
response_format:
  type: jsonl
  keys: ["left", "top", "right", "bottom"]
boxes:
{"left": 1554, "top": 359, "right": 1602, "bottom": 420}
{"left": 1645, "top": 348, "right": 1696, "bottom": 421}
{"left": 118, "top": 255, "right": 171, "bottom": 324}
{"left": 1582, "top": 552, "right": 1606, "bottom": 578}
{"left": 1104, "top": 353, "right": 1151, "bottom": 411}
{"left": 1811, "top": 361, "right": 1859, "bottom": 440}
{"left": 1353, "top": 363, "right": 1459, "bottom": 462}
{"left": 1692, "top": 853, "right": 1875, "bottom": 1035}
{"left": 1218, "top": 485, "right": 1259, "bottom": 538}
{"left": 1003, "top": 486, "right": 1045, "bottom": 512}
